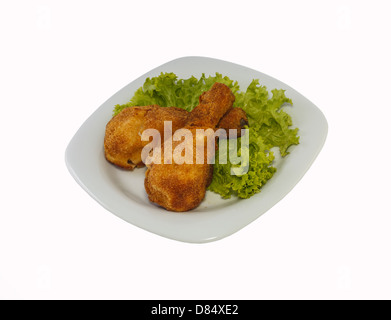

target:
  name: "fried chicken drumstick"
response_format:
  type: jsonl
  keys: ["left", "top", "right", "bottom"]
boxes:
{"left": 144, "top": 83, "right": 236, "bottom": 212}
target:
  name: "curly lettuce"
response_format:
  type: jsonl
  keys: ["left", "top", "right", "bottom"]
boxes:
{"left": 235, "top": 81, "right": 299, "bottom": 157}
{"left": 208, "top": 127, "right": 277, "bottom": 199}
{"left": 113, "top": 72, "right": 299, "bottom": 199}
{"left": 114, "top": 72, "right": 240, "bottom": 115}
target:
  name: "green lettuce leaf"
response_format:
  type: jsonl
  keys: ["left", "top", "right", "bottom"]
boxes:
{"left": 113, "top": 72, "right": 240, "bottom": 115}
{"left": 236, "top": 80, "right": 299, "bottom": 156}
{"left": 208, "top": 127, "right": 276, "bottom": 199}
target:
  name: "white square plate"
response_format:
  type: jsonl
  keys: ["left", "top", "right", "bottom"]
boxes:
{"left": 65, "top": 56, "right": 328, "bottom": 243}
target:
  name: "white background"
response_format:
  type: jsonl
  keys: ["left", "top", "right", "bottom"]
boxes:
{"left": 1, "top": 0, "right": 390, "bottom": 300}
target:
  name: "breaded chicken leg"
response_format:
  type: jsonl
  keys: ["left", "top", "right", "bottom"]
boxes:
{"left": 144, "top": 83, "right": 236, "bottom": 212}
{"left": 144, "top": 127, "right": 215, "bottom": 212}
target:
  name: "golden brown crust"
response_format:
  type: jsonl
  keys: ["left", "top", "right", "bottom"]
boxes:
{"left": 144, "top": 126, "right": 215, "bottom": 210}
{"left": 187, "top": 82, "right": 235, "bottom": 128}
{"left": 145, "top": 162, "right": 211, "bottom": 212}
{"left": 217, "top": 107, "right": 249, "bottom": 137}
{"left": 104, "top": 105, "right": 189, "bottom": 169}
